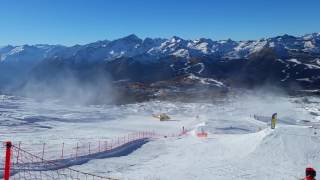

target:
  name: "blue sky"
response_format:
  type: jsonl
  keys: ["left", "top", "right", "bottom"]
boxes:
{"left": 1, "top": 0, "right": 320, "bottom": 46}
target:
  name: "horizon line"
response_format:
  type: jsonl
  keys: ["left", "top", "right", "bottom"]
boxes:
{"left": 1, "top": 31, "right": 319, "bottom": 47}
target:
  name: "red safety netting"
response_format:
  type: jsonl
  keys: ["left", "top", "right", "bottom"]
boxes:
{"left": 1, "top": 131, "right": 160, "bottom": 180}
{"left": 1, "top": 128, "right": 189, "bottom": 180}
{"left": 10, "top": 143, "right": 114, "bottom": 180}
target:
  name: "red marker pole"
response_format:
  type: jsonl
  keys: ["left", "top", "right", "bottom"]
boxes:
{"left": 4, "top": 141, "right": 12, "bottom": 180}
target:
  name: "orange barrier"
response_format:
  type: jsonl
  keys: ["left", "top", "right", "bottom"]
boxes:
{"left": 197, "top": 132, "right": 208, "bottom": 138}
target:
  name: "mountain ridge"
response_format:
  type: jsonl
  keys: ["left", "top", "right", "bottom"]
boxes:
{"left": 2, "top": 32, "right": 320, "bottom": 63}
{"left": 1, "top": 33, "right": 320, "bottom": 100}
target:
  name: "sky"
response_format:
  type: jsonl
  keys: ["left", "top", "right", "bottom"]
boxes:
{"left": 1, "top": 0, "right": 320, "bottom": 46}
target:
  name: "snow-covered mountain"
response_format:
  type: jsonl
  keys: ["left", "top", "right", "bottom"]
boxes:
{"left": 48, "top": 34, "right": 166, "bottom": 63}
{"left": 0, "top": 44, "right": 65, "bottom": 63}
{"left": 1, "top": 33, "right": 320, "bottom": 63}
{"left": 1, "top": 33, "right": 320, "bottom": 92}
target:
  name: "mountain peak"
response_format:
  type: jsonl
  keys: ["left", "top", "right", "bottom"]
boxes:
{"left": 121, "top": 34, "right": 141, "bottom": 41}
{"left": 273, "top": 34, "right": 296, "bottom": 40}
{"left": 170, "top": 36, "right": 184, "bottom": 43}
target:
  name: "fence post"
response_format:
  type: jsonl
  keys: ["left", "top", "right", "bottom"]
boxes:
{"left": 41, "top": 143, "right": 46, "bottom": 162}
{"left": 98, "top": 141, "right": 101, "bottom": 153}
{"left": 88, "top": 142, "right": 91, "bottom": 155}
{"left": 4, "top": 141, "right": 12, "bottom": 180}
{"left": 16, "top": 141, "right": 21, "bottom": 164}
{"left": 61, "top": 142, "right": 64, "bottom": 159}
{"left": 75, "top": 143, "right": 79, "bottom": 159}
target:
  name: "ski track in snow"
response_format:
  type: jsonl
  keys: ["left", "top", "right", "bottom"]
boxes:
{"left": 0, "top": 94, "right": 319, "bottom": 179}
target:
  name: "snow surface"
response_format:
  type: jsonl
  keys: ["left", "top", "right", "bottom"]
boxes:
{"left": 0, "top": 93, "right": 319, "bottom": 179}
{"left": 287, "top": 59, "right": 302, "bottom": 64}
{"left": 304, "top": 63, "right": 320, "bottom": 69}
{"left": 187, "top": 73, "right": 224, "bottom": 87}
{"left": 296, "top": 78, "right": 313, "bottom": 83}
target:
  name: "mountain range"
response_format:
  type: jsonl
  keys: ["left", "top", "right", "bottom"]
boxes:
{"left": 2, "top": 33, "right": 320, "bottom": 62}
{"left": 1, "top": 33, "right": 320, "bottom": 101}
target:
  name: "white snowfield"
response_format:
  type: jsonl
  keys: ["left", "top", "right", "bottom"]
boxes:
{"left": 0, "top": 93, "right": 320, "bottom": 179}
{"left": 74, "top": 123, "right": 320, "bottom": 180}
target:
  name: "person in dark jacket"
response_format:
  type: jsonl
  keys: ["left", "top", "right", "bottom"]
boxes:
{"left": 306, "top": 167, "right": 316, "bottom": 180}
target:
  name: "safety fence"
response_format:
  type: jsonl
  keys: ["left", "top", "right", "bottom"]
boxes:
{"left": 1, "top": 129, "right": 188, "bottom": 180}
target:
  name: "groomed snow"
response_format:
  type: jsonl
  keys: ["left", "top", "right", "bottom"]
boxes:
{"left": 287, "top": 59, "right": 302, "bottom": 64}
{"left": 0, "top": 93, "right": 319, "bottom": 179}
{"left": 79, "top": 125, "right": 320, "bottom": 180}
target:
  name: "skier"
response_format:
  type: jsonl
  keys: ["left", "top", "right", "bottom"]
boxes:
{"left": 306, "top": 167, "right": 316, "bottom": 180}
{"left": 271, "top": 113, "right": 277, "bottom": 129}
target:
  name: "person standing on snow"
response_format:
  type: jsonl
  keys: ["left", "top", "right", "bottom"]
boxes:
{"left": 271, "top": 113, "right": 277, "bottom": 129}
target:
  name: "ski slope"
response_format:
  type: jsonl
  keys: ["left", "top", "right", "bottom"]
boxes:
{"left": 0, "top": 93, "right": 319, "bottom": 179}
{"left": 70, "top": 123, "right": 320, "bottom": 180}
